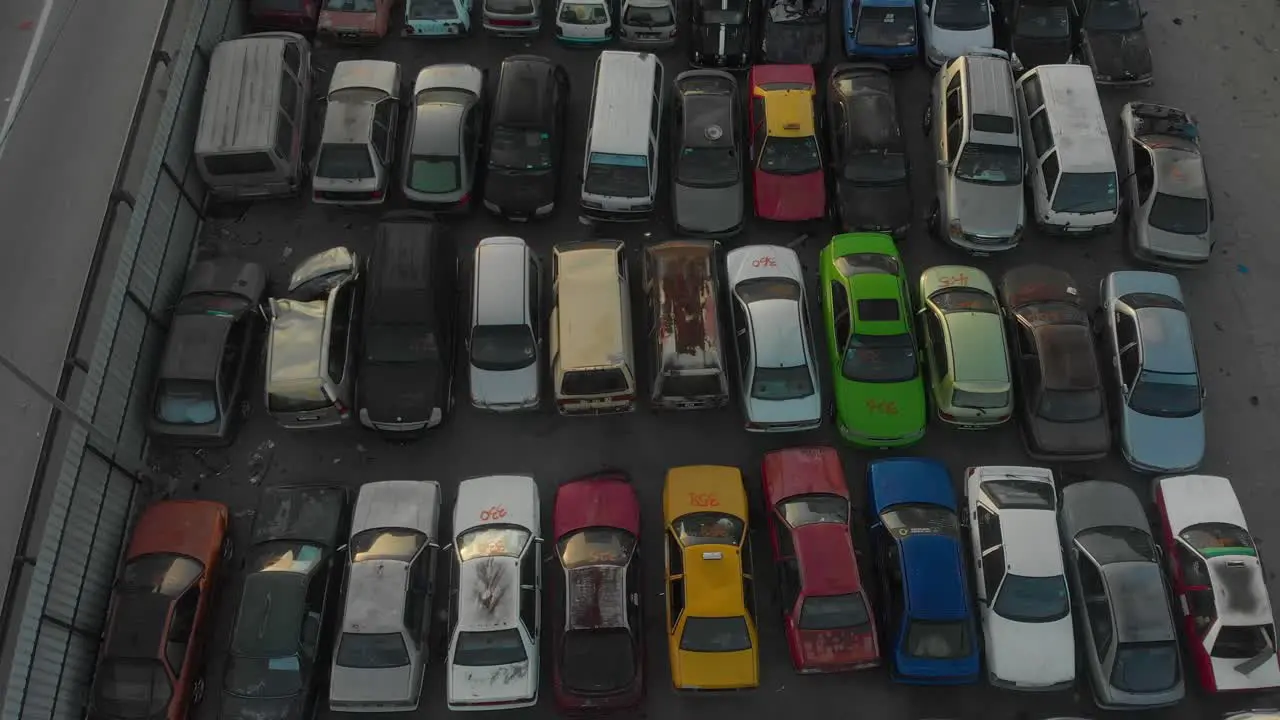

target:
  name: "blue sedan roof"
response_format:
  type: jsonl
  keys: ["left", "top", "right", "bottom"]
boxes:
{"left": 867, "top": 457, "right": 957, "bottom": 515}
{"left": 901, "top": 534, "right": 969, "bottom": 620}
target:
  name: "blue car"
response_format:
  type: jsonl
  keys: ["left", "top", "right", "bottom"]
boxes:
{"left": 842, "top": 0, "right": 918, "bottom": 65}
{"left": 866, "top": 457, "right": 979, "bottom": 684}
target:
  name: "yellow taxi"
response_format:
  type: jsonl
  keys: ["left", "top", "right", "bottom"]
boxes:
{"left": 662, "top": 465, "right": 759, "bottom": 691}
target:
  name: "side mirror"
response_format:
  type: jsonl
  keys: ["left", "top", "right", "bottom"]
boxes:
{"left": 922, "top": 2, "right": 930, "bottom": 12}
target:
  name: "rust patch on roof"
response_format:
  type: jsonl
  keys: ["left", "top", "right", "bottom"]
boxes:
{"left": 657, "top": 250, "right": 715, "bottom": 357}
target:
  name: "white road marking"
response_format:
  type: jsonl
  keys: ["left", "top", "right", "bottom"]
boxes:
{"left": 0, "top": 0, "right": 55, "bottom": 152}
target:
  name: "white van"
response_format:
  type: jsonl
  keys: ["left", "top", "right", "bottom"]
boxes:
{"left": 1015, "top": 64, "right": 1119, "bottom": 234}
{"left": 550, "top": 241, "right": 637, "bottom": 414}
{"left": 580, "top": 51, "right": 664, "bottom": 222}
{"left": 195, "top": 33, "right": 311, "bottom": 201}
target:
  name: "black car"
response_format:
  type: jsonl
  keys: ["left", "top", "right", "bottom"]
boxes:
{"left": 1071, "top": 0, "right": 1152, "bottom": 85}
{"left": 356, "top": 213, "right": 457, "bottom": 434}
{"left": 760, "top": 0, "right": 828, "bottom": 64}
{"left": 825, "top": 64, "right": 912, "bottom": 238}
{"left": 1003, "top": 0, "right": 1073, "bottom": 69}
{"left": 221, "top": 485, "right": 348, "bottom": 720}
{"left": 690, "top": 0, "right": 755, "bottom": 68}
{"left": 147, "top": 258, "right": 266, "bottom": 446}
{"left": 482, "top": 55, "right": 570, "bottom": 221}
{"left": 670, "top": 70, "right": 745, "bottom": 237}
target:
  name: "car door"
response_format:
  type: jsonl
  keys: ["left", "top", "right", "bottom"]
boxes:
{"left": 1074, "top": 548, "right": 1114, "bottom": 681}
{"left": 1129, "top": 140, "right": 1156, "bottom": 232}
{"left": 166, "top": 583, "right": 201, "bottom": 712}
{"left": 219, "top": 315, "right": 252, "bottom": 416}
{"left": 1013, "top": 321, "right": 1041, "bottom": 418}
{"left": 665, "top": 530, "right": 685, "bottom": 635}
{"left": 1111, "top": 308, "right": 1140, "bottom": 417}
{"left": 973, "top": 503, "right": 1005, "bottom": 632}
{"left": 519, "top": 542, "right": 541, "bottom": 649}
{"left": 1170, "top": 539, "right": 1216, "bottom": 659}
{"left": 827, "top": 280, "right": 852, "bottom": 371}
{"left": 774, "top": 518, "right": 803, "bottom": 660}
{"left": 750, "top": 96, "right": 767, "bottom": 166}
{"left": 731, "top": 293, "right": 753, "bottom": 401}
{"left": 937, "top": 72, "right": 964, "bottom": 217}
{"left": 462, "top": 103, "right": 480, "bottom": 191}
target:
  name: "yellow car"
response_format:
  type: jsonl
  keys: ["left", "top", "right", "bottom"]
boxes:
{"left": 663, "top": 465, "right": 759, "bottom": 691}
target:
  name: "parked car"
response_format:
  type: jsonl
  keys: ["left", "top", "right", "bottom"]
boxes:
{"left": 690, "top": 0, "right": 755, "bottom": 68}
{"left": 147, "top": 259, "right": 266, "bottom": 446}
{"left": 644, "top": 240, "right": 731, "bottom": 410}
{"left": 551, "top": 471, "right": 644, "bottom": 711}
{"left": 619, "top": 0, "right": 679, "bottom": 47}
{"left": 842, "top": 0, "right": 918, "bottom": 64}
{"left": 748, "top": 64, "right": 825, "bottom": 222}
{"left": 265, "top": 247, "right": 360, "bottom": 429}
{"left": 818, "top": 233, "right": 925, "bottom": 448}
{"left": 725, "top": 245, "right": 823, "bottom": 432}
{"left": 318, "top": 0, "right": 396, "bottom": 42}
{"left": 446, "top": 475, "right": 543, "bottom": 710}
{"left": 963, "top": 465, "right": 1074, "bottom": 690}
{"left": 1072, "top": 0, "right": 1152, "bottom": 85}
{"left": 663, "top": 465, "right": 759, "bottom": 690}
{"left": 87, "top": 501, "right": 229, "bottom": 720}
{"left": 1119, "top": 102, "right": 1214, "bottom": 267}
{"left": 761, "top": 0, "right": 828, "bottom": 64}
{"left": 921, "top": 0, "right": 995, "bottom": 68}
{"left": 356, "top": 214, "right": 456, "bottom": 433}
{"left": 483, "top": 0, "right": 541, "bottom": 34}
{"left": 482, "top": 56, "right": 568, "bottom": 221}
{"left": 1002, "top": 0, "right": 1073, "bottom": 69}
{"left": 764, "top": 447, "right": 880, "bottom": 673}
{"left": 671, "top": 70, "right": 744, "bottom": 237}
{"left": 248, "top": 0, "right": 320, "bottom": 32}
{"left": 866, "top": 457, "right": 980, "bottom": 684}
{"left": 469, "top": 237, "right": 543, "bottom": 411}
{"left": 918, "top": 265, "right": 1014, "bottom": 429}
{"left": 405, "top": 0, "right": 473, "bottom": 34}
{"left": 1099, "top": 271, "right": 1205, "bottom": 473}
{"left": 1154, "top": 474, "right": 1280, "bottom": 693}
{"left": 222, "top": 485, "right": 348, "bottom": 720}
{"left": 554, "top": 0, "right": 614, "bottom": 43}
{"left": 1060, "top": 480, "right": 1184, "bottom": 709}
{"left": 403, "top": 64, "right": 486, "bottom": 211}
{"left": 330, "top": 481, "right": 442, "bottom": 713}
{"left": 313, "top": 61, "right": 400, "bottom": 204}
{"left": 998, "top": 265, "right": 1110, "bottom": 460}
{"left": 826, "top": 64, "right": 912, "bottom": 237}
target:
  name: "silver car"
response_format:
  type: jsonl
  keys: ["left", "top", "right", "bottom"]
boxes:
{"left": 402, "top": 64, "right": 486, "bottom": 211}
{"left": 313, "top": 60, "right": 402, "bottom": 205}
{"left": 468, "top": 237, "right": 543, "bottom": 411}
{"left": 1099, "top": 271, "right": 1205, "bottom": 473}
{"left": 671, "top": 70, "right": 744, "bottom": 237}
{"left": 724, "top": 245, "right": 822, "bottom": 432}
{"left": 1119, "top": 102, "right": 1214, "bottom": 267}
{"left": 1059, "top": 480, "right": 1184, "bottom": 709}
{"left": 330, "top": 480, "right": 443, "bottom": 713}
{"left": 619, "top": 0, "right": 678, "bottom": 47}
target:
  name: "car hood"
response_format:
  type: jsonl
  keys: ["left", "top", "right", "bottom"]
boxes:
{"left": 359, "top": 361, "right": 440, "bottom": 423}
{"left": 796, "top": 627, "right": 879, "bottom": 668}
{"left": 836, "top": 180, "right": 912, "bottom": 233}
{"left": 746, "top": 392, "right": 823, "bottom": 427}
{"left": 927, "top": 24, "right": 994, "bottom": 60}
{"left": 985, "top": 612, "right": 1075, "bottom": 687}
{"left": 485, "top": 169, "right": 555, "bottom": 213}
{"left": 1139, "top": 225, "right": 1212, "bottom": 263}
{"left": 674, "top": 182, "right": 743, "bottom": 233}
{"left": 450, "top": 660, "right": 536, "bottom": 704}
{"left": 469, "top": 363, "right": 540, "bottom": 408}
{"left": 836, "top": 377, "right": 926, "bottom": 440}
{"left": 949, "top": 179, "right": 1024, "bottom": 237}
{"left": 1011, "top": 36, "right": 1073, "bottom": 69}
{"left": 320, "top": 10, "right": 379, "bottom": 31}
{"left": 695, "top": 22, "right": 750, "bottom": 58}
{"left": 219, "top": 694, "right": 298, "bottom": 720}
{"left": 1121, "top": 406, "right": 1204, "bottom": 472}
{"left": 1026, "top": 413, "right": 1111, "bottom": 458}
{"left": 754, "top": 169, "right": 825, "bottom": 221}
{"left": 763, "top": 20, "right": 827, "bottom": 64}
{"left": 1083, "top": 28, "right": 1152, "bottom": 80}
{"left": 330, "top": 663, "right": 417, "bottom": 707}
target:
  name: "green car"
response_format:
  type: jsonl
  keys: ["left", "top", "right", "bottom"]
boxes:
{"left": 818, "top": 233, "right": 927, "bottom": 448}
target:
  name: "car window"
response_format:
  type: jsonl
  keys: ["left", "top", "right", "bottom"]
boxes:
{"left": 946, "top": 120, "right": 962, "bottom": 164}
{"left": 667, "top": 530, "right": 684, "bottom": 575}
{"left": 1077, "top": 553, "right": 1113, "bottom": 655}
{"left": 1111, "top": 640, "right": 1181, "bottom": 694}
{"left": 830, "top": 282, "right": 851, "bottom": 345}
{"left": 904, "top": 619, "right": 971, "bottom": 659}
{"left": 1029, "top": 111, "right": 1054, "bottom": 159}
{"left": 1042, "top": 151, "right": 1060, "bottom": 196}
{"left": 558, "top": 528, "right": 636, "bottom": 569}
{"left": 1020, "top": 75, "right": 1044, "bottom": 115}
{"left": 520, "top": 549, "right": 538, "bottom": 639}
{"left": 1173, "top": 541, "right": 1210, "bottom": 586}
{"left": 456, "top": 526, "right": 531, "bottom": 561}
{"left": 1118, "top": 345, "right": 1140, "bottom": 389}
{"left": 373, "top": 100, "right": 395, "bottom": 164}
{"left": 1132, "top": 141, "right": 1155, "bottom": 203}
{"left": 1186, "top": 588, "right": 1216, "bottom": 639}
{"left": 279, "top": 71, "right": 298, "bottom": 123}
{"left": 733, "top": 298, "right": 752, "bottom": 377}
{"left": 336, "top": 633, "right": 410, "bottom": 669}
{"left": 680, "top": 616, "right": 752, "bottom": 652}
{"left": 742, "top": 543, "right": 756, "bottom": 618}
{"left": 1180, "top": 523, "right": 1256, "bottom": 558}
{"left": 120, "top": 554, "right": 204, "bottom": 595}
{"left": 453, "top": 629, "right": 528, "bottom": 666}
{"left": 165, "top": 585, "right": 199, "bottom": 674}
{"left": 944, "top": 78, "right": 962, "bottom": 125}
{"left": 1212, "top": 625, "right": 1276, "bottom": 660}
{"left": 981, "top": 544, "right": 1004, "bottom": 599}
{"left": 218, "top": 317, "right": 249, "bottom": 399}
{"left": 668, "top": 576, "right": 685, "bottom": 628}
{"left": 779, "top": 494, "right": 848, "bottom": 527}
{"left": 880, "top": 503, "right": 961, "bottom": 538}
{"left": 274, "top": 112, "right": 293, "bottom": 162}
{"left": 982, "top": 479, "right": 1055, "bottom": 510}
{"left": 779, "top": 556, "right": 800, "bottom": 612}
{"left": 673, "top": 512, "right": 746, "bottom": 547}
{"left": 1076, "top": 526, "right": 1157, "bottom": 565}
{"left": 327, "top": 283, "right": 354, "bottom": 383}
{"left": 993, "top": 573, "right": 1070, "bottom": 623}
{"left": 799, "top": 592, "right": 871, "bottom": 630}
{"left": 352, "top": 528, "right": 427, "bottom": 562}
{"left": 976, "top": 505, "right": 1001, "bottom": 551}
{"left": 283, "top": 42, "right": 301, "bottom": 77}
{"left": 924, "top": 311, "right": 949, "bottom": 377}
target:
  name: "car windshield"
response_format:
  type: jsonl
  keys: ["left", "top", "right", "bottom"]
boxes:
{"left": 759, "top": 135, "right": 822, "bottom": 175}
{"left": 703, "top": 8, "right": 744, "bottom": 22}
{"left": 623, "top": 3, "right": 674, "bottom": 25}
{"left": 1085, "top": 0, "right": 1142, "bottom": 31}
{"left": 364, "top": 325, "right": 438, "bottom": 364}
{"left": 674, "top": 512, "right": 746, "bottom": 546}
{"left": 1111, "top": 641, "right": 1181, "bottom": 692}
{"left": 1128, "top": 370, "right": 1200, "bottom": 418}
{"left": 351, "top": 528, "right": 427, "bottom": 562}
{"left": 558, "top": 527, "right": 636, "bottom": 569}
{"left": 408, "top": 0, "right": 460, "bottom": 19}
{"left": 489, "top": 127, "right": 552, "bottom": 171}
{"left": 880, "top": 503, "right": 961, "bottom": 539}
{"left": 1180, "top": 522, "right": 1256, "bottom": 558}
{"left": 560, "top": 2, "right": 608, "bottom": 23}
{"left": 955, "top": 143, "right": 1022, "bottom": 185}
{"left": 336, "top": 633, "right": 410, "bottom": 669}
{"left": 933, "top": 0, "right": 990, "bottom": 30}
{"left": 1052, "top": 172, "right": 1119, "bottom": 213}
{"left": 325, "top": 0, "right": 376, "bottom": 10}
{"left": 560, "top": 368, "right": 629, "bottom": 396}
{"left": 1148, "top": 193, "right": 1210, "bottom": 235}
{"left": 457, "top": 526, "right": 530, "bottom": 561}
{"left": 904, "top": 619, "right": 971, "bottom": 659}
{"left": 680, "top": 616, "right": 753, "bottom": 652}
{"left": 224, "top": 655, "right": 303, "bottom": 698}
{"left": 154, "top": 379, "right": 218, "bottom": 425}
{"left": 408, "top": 156, "right": 461, "bottom": 194}
{"left": 1076, "top": 526, "right": 1158, "bottom": 564}
{"left": 842, "top": 333, "right": 918, "bottom": 383}
{"left": 585, "top": 153, "right": 649, "bottom": 198}
{"left": 1038, "top": 387, "right": 1103, "bottom": 422}
{"left": 454, "top": 629, "right": 528, "bottom": 666}
{"left": 931, "top": 288, "right": 999, "bottom": 313}
{"left": 677, "top": 147, "right": 740, "bottom": 188}
{"left": 487, "top": 0, "right": 534, "bottom": 12}
{"left": 856, "top": 6, "right": 917, "bottom": 46}
{"left": 751, "top": 364, "right": 816, "bottom": 401}
{"left": 846, "top": 151, "right": 908, "bottom": 184}
{"left": 470, "top": 324, "right": 537, "bottom": 372}
{"left": 799, "top": 592, "right": 871, "bottom": 631}
{"left": 119, "top": 554, "right": 203, "bottom": 595}
{"left": 1016, "top": 4, "right": 1070, "bottom": 37}
{"left": 316, "top": 143, "right": 374, "bottom": 180}
{"left": 94, "top": 660, "right": 172, "bottom": 718}
{"left": 779, "top": 494, "right": 849, "bottom": 527}
{"left": 993, "top": 574, "right": 1070, "bottom": 623}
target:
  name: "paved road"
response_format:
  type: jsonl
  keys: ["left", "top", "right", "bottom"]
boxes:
{"left": 149, "top": 2, "right": 1280, "bottom": 719}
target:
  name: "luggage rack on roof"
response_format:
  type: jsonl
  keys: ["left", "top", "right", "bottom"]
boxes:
{"left": 1130, "top": 102, "right": 1199, "bottom": 144}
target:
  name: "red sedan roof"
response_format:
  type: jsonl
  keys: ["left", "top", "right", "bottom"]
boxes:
{"left": 126, "top": 500, "right": 227, "bottom": 563}
{"left": 749, "top": 63, "right": 815, "bottom": 89}
{"left": 763, "top": 446, "right": 850, "bottom": 508}
{"left": 553, "top": 473, "right": 640, "bottom": 540}
{"left": 795, "top": 523, "right": 862, "bottom": 596}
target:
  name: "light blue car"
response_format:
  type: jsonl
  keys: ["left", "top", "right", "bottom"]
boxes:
{"left": 404, "top": 0, "right": 473, "bottom": 36}
{"left": 1098, "top": 271, "right": 1205, "bottom": 473}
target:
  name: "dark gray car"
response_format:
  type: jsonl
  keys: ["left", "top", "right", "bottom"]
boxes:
{"left": 1059, "top": 480, "right": 1184, "bottom": 709}
{"left": 670, "top": 70, "right": 744, "bottom": 237}
{"left": 147, "top": 258, "right": 267, "bottom": 446}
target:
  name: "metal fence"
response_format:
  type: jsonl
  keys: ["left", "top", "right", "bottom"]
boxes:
{"left": 0, "top": 0, "right": 242, "bottom": 717}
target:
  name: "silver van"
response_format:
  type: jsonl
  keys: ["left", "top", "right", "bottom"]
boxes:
{"left": 619, "top": 0, "right": 678, "bottom": 48}
{"left": 551, "top": 241, "right": 637, "bottom": 414}
{"left": 195, "top": 32, "right": 311, "bottom": 201}
{"left": 468, "top": 237, "right": 543, "bottom": 411}
{"left": 925, "top": 50, "right": 1026, "bottom": 255}
{"left": 580, "top": 51, "right": 664, "bottom": 222}
{"left": 644, "top": 241, "right": 729, "bottom": 410}
{"left": 265, "top": 248, "right": 361, "bottom": 429}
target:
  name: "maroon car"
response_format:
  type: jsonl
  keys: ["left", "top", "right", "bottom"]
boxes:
{"left": 552, "top": 472, "right": 644, "bottom": 712}
{"left": 248, "top": 0, "right": 321, "bottom": 33}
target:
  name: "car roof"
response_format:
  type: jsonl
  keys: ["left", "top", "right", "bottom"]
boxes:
{"left": 455, "top": 475, "right": 539, "bottom": 536}
{"left": 555, "top": 242, "right": 626, "bottom": 371}
{"left": 127, "top": 500, "right": 227, "bottom": 561}
{"left": 1207, "top": 554, "right": 1273, "bottom": 625}
{"left": 850, "top": 272, "right": 908, "bottom": 334}
{"left": 748, "top": 298, "right": 807, "bottom": 367}
{"left": 415, "top": 63, "right": 484, "bottom": 96}
{"left": 160, "top": 314, "right": 233, "bottom": 382}
{"left": 232, "top": 572, "right": 308, "bottom": 656}
{"left": 1135, "top": 307, "right": 1196, "bottom": 374}
{"left": 761, "top": 88, "right": 816, "bottom": 137}
{"left": 352, "top": 480, "right": 441, "bottom": 541}
{"left": 1026, "top": 65, "right": 1112, "bottom": 170}
{"left": 1104, "top": 562, "right": 1176, "bottom": 643}
{"left": 1035, "top": 325, "right": 1099, "bottom": 391}
{"left": 411, "top": 100, "right": 465, "bottom": 156}
{"left": 867, "top": 457, "right": 956, "bottom": 514}
{"left": 567, "top": 565, "right": 629, "bottom": 630}
{"left": 104, "top": 593, "right": 171, "bottom": 659}
{"left": 368, "top": 227, "right": 438, "bottom": 325}
{"left": 947, "top": 313, "right": 1009, "bottom": 383}
{"left": 830, "top": 67, "right": 903, "bottom": 155}
{"left": 995, "top": 509, "right": 1064, "bottom": 575}
{"left": 901, "top": 535, "right": 968, "bottom": 619}
{"left": 1152, "top": 149, "right": 1208, "bottom": 198}
{"left": 553, "top": 474, "right": 640, "bottom": 540}
{"left": 664, "top": 465, "right": 748, "bottom": 521}
{"left": 795, "top": 523, "right": 860, "bottom": 595}
{"left": 343, "top": 559, "right": 412, "bottom": 634}
{"left": 683, "top": 545, "right": 747, "bottom": 616}
{"left": 475, "top": 237, "right": 530, "bottom": 327}
{"left": 494, "top": 56, "right": 555, "bottom": 128}
{"left": 324, "top": 62, "right": 398, "bottom": 146}
{"left": 457, "top": 555, "right": 521, "bottom": 630}
{"left": 268, "top": 298, "right": 327, "bottom": 384}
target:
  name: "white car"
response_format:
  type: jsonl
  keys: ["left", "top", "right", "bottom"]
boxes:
{"left": 920, "top": 0, "right": 995, "bottom": 68}
{"left": 554, "top": 0, "right": 613, "bottom": 43}
{"left": 724, "top": 245, "right": 822, "bottom": 432}
{"left": 468, "top": 237, "right": 543, "bottom": 411}
{"left": 331, "top": 481, "right": 442, "bottom": 712}
{"left": 446, "top": 475, "right": 543, "bottom": 711}
{"left": 313, "top": 60, "right": 402, "bottom": 205}
{"left": 963, "top": 465, "right": 1074, "bottom": 690}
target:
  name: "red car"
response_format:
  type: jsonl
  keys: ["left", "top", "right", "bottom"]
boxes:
{"left": 247, "top": 0, "right": 321, "bottom": 33}
{"left": 763, "top": 447, "right": 880, "bottom": 673}
{"left": 87, "top": 500, "right": 230, "bottom": 720}
{"left": 552, "top": 471, "right": 644, "bottom": 711}
{"left": 748, "top": 64, "right": 827, "bottom": 222}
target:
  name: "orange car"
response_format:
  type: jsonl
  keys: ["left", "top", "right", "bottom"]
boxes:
{"left": 318, "top": 0, "right": 396, "bottom": 43}
{"left": 87, "top": 500, "right": 230, "bottom": 720}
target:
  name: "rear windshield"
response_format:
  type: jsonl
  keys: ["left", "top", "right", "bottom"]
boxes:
{"left": 94, "top": 660, "right": 172, "bottom": 718}
{"left": 904, "top": 619, "right": 971, "bottom": 659}
{"left": 1148, "top": 193, "right": 1210, "bottom": 235}
{"left": 267, "top": 384, "right": 329, "bottom": 413}
{"left": 799, "top": 593, "right": 871, "bottom": 631}
{"left": 750, "top": 365, "right": 815, "bottom": 402}
{"left": 454, "top": 629, "right": 528, "bottom": 666}
{"left": 561, "top": 2, "right": 609, "bottom": 23}
{"left": 561, "top": 368, "right": 629, "bottom": 397}
{"left": 316, "top": 143, "right": 374, "bottom": 180}
{"left": 487, "top": 0, "right": 535, "bottom": 12}
{"left": 408, "top": 156, "right": 461, "bottom": 194}
{"left": 336, "top": 632, "right": 410, "bottom": 669}
{"left": 1052, "top": 172, "right": 1118, "bottom": 214}
{"left": 1111, "top": 641, "right": 1180, "bottom": 693}
{"left": 471, "top": 324, "right": 537, "bottom": 372}
{"left": 856, "top": 6, "right": 917, "bottom": 46}
{"left": 409, "top": 0, "right": 460, "bottom": 19}
{"left": 1129, "top": 370, "right": 1200, "bottom": 418}
{"left": 842, "top": 333, "right": 918, "bottom": 384}
{"left": 155, "top": 379, "right": 219, "bottom": 425}
{"left": 679, "top": 616, "right": 752, "bottom": 652}
{"left": 953, "top": 389, "right": 1009, "bottom": 409}
{"left": 561, "top": 629, "right": 635, "bottom": 693}
{"left": 585, "top": 153, "right": 650, "bottom": 199}
{"left": 659, "top": 372, "right": 724, "bottom": 399}
{"left": 992, "top": 574, "right": 1070, "bottom": 623}
{"left": 933, "top": 0, "right": 990, "bottom": 30}
{"left": 326, "top": 0, "right": 377, "bottom": 9}
{"left": 623, "top": 3, "right": 675, "bottom": 26}
{"left": 203, "top": 151, "right": 275, "bottom": 176}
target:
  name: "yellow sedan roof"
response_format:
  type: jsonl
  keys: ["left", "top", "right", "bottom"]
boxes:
{"left": 762, "top": 89, "right": 816, "bottom": 138}
{"left": 683, "top": 545, "right": 746, "bottom": 616}
{"left": 663, "top": 465, "right": 748, "bottom": 522}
